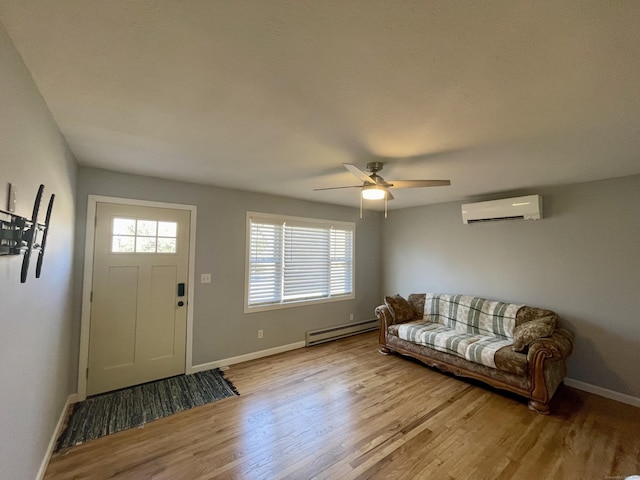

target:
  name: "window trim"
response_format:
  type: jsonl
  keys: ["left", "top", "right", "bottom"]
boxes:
{"left": 244, "top": 211, "right": 356, "bottom": 314}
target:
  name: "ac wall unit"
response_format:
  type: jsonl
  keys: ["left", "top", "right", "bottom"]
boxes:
{"left": 461, "top": 195, "right": 542, "bottom": 224}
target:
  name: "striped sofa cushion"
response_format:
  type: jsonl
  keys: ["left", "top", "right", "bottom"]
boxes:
{"left": 397, "top": 322, "right": 482, "bottom": 358}
{"left": 465, "top": 336, "right": 514, "bottom": 369}
{"left": 424, "top": 293, "right": 522, "bottom": 340}
{"left": 396, "top": 320, "right": 515, "bottom": 369}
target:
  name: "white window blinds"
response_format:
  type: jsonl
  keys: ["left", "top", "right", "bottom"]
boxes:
{"left": 248, "top": 220, "right": 283, "bottom": 306}
{"left": 247, "top": 214, "right": 354, "bottom": 310}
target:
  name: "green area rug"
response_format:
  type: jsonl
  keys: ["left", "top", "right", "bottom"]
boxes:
{"left": 56, "top": 369, "right": 238, "bottom": 450}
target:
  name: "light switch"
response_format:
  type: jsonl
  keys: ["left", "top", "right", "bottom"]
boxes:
{"left": 201, "top": 273, "right": 212, "bottom": 283}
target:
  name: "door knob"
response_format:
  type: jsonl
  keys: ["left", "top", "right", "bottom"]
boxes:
{"left": 177, "top": 301, "right": 185, "bottom": 307}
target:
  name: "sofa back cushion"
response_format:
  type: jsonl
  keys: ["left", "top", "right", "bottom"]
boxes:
{"left": 407, "top": 293, "right": 426, "bottom": 318}
{"left": 424, "top": 293, "right": 523, "bottom": 339}
{"left": 384, "top": 295, "right": 415, "bottom": 323}
{"left": 511, "top": 314, "right": 558, "bottom": 352}
{"left": 515, "top": 305, "right": 557, "bottom": 327}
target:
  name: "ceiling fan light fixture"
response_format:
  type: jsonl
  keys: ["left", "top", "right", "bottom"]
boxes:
{"left": 361, "top": 185, "right": 386, "bottom": 200}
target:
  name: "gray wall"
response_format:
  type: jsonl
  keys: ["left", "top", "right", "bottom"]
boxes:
{"left": 0, "top": 24, "right": 77, "bottom": 480}
{"left": 382, "top": 174, "right": 640, "bottom": 398}
{"left": 74, "top": 168, "right": 383, "bottom": 369}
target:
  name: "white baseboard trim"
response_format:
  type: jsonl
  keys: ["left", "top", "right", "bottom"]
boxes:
{"left": 190, "top": 341, "right": 306, "bottom": 374}
{"left": 565, "top": 378, "right": 640, "bottom": 408}
{"left": 37, "top": 394, "right": 73, "bottom": 480}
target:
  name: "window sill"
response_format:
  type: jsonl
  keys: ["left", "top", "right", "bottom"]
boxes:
{"left": 244, "top": 294, "right": 355, "bottom": 314}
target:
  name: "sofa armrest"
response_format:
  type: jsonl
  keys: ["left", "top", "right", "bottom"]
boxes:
{"left": 375, "top": 304, "right": 416, "bottom": 327}
{"left": 526, "top": 328, "right": 574, "bottom": 410}
{"left": 375, "top": 304, "right": 392, "bottom": 348}
{"left": 375, "top": 304, "right": 393, "bottom": 327}
{"left": 376, "top": 303, "right": 417, "bottom": 350}
{"left": 527, "top": 328, "right": 574, "bottom": 363}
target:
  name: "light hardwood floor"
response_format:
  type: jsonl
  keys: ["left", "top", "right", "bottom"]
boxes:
{"left": 46, "top": 331, "right": 640, "bottom": 479}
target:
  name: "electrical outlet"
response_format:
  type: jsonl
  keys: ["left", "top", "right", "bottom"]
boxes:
{"left": 201, "top": 273, "right": 212, "bottom": 283}
{"left": 258, "top": 329, "right": 264, "bottom": 339}
{"left": 350, "top": 313, "right": 354, "bottom": 321}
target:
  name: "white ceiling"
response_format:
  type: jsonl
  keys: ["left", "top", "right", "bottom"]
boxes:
{"left": 2, "top": 1, "right": 640, "bottom": 210}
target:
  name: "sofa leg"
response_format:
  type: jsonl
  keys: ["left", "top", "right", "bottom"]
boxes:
{"left": 528, "top": 399, "right": 550, "bottom": 414}
{"left": 379, "top": 346, "right": 391, "bottom": 355}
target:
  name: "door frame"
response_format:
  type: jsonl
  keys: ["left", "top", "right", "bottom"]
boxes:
{"left": 77, "top": 195, "right": 197, "bottom": 401}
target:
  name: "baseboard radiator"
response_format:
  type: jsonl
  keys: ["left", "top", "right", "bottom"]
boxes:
{"left": 305, "top": 318, "right": 379, "bottom": 346}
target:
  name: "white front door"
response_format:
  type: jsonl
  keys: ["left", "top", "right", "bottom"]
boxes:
{"left": 87, "top": 202, "right": 190, "bottom": 395}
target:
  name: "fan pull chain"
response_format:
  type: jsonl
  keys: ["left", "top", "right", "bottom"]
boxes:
{"left": 360, "top": 195, "right": 363, "bottom": 219}
{"left": 385, "top": 194, "right": 388, "bottom": 218}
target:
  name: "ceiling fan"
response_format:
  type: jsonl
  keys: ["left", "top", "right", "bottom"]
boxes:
{"left": 314, "top": 162, "right": 451, "bottom": 217}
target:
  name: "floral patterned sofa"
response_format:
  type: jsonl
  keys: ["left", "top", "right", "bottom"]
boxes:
{"left": 376, "top": 293, "right": 574, "bottom": 413}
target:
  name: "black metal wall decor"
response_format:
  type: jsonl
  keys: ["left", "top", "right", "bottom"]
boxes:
{"left": 0, "top": 184, "right": 55, "bottom": 283}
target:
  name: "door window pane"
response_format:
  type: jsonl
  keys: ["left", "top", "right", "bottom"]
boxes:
{"left": 136, "top": 220, "right": 157, "bottom": 237}
{"left": 158, "top": 221, "right": 177, "bottom": 237}
{"left": 112, "top": 236, "right": 135, "bottom": 253}
{"left": 157, "top": 238, "right": 177, "bottom": 253}
{"left": 113, "top": 218, "right": 136, "bottom": 235}
{"left": 111, "top": 218, "right": 178, "bottom": 254}
{"left": 136, "top": 237, "right": 157, "bottom": 253}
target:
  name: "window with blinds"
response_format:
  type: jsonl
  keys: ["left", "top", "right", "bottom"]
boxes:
{"left": 246, "top": 213, "right": 355, "bottom": 312}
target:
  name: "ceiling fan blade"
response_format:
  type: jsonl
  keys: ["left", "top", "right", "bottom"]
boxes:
{"left": 343, "top": 163, "right": 374, "bottom": 183}
{"left": 388, "top": 180, "right": 451, "bottom": 188}
{"left": 313, "top": 185, "right": 362, "bottom": 191}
